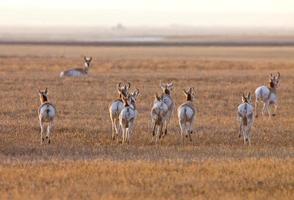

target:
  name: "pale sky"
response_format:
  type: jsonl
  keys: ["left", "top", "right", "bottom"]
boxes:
{"left": 1, "top": 0, "right": 294, "bottom": 27}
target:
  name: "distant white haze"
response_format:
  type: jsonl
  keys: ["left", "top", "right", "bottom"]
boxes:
{"left": 1, "top": 0, "right": 294, "bottom": 27}
{"left": 1, "top": 0, "right": 294, "bottom": 42}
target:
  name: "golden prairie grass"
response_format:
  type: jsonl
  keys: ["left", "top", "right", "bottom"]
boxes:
{"left": 0, "top": 45, "right": 293, "bottom": 199}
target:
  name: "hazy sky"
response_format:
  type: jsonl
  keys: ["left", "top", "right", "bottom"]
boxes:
{"left": 1, "top": 0, "right": 294, "bottom": 27}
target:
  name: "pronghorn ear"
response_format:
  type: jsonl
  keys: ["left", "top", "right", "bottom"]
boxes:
{"left": 160, "top": 81, "right": 165, "bottom": 89}
{"left": 277, "top": 72, "right": 280, "bottom": 79}
{"left": 117, "top": 82, "right": 122, "bottom": 89}
{"left": 192, "top": 87, "right": 196, "bottom": 96}
{"left": 38, "top": 90, "right": 42, "bottom": 94}
{"left": 183, "top": 89, "right": 188, "bottom": 95}
{"left": 167, "top": 82, "right": 174, "bottom": 89}
{"left": 155, "top": 93, "right": 160, "bottom": 101}
{"left": 127, "top": 82, "right": 131, "bottom": 89}
{"left": 84, "top": 56, "right": 87, "bottom": 61}
{"left": 242, "top": 93, "right": 246, "bottom": 101}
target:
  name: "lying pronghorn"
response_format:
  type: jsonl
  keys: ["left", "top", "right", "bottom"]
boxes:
{"left": 160, "top": 82, "right": 174, "bottom": 136}
{"left": 109, "top": 82, "right": 131, "bottom": 140}
{"left": 119, "top": 89, "right": 140, "bottom": 144}
{"left": 151, "top": 93, "right": 169, "bottom": 142}
{"left": 60, "top": 56, "right": 92, "bottom": 77}
{"left": 38, "top": 88, "right": 57, "bottom": 144}
{"left": 255, "top": 72, "right": 280, "bottom": 118}
{"left": 177, "top": 88, "right": 196, "bottom": 143}
{"left": 237, "top": 93, "right": 254, "bottom": 145}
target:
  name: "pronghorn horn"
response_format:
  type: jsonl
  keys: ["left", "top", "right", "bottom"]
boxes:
{"left": 117, "top": 82, "right": 122, "bottom": 89}
{"left": 183, "top": 89, "right": 188, "bottom": 95}
{"left": 127, "top": 82, "right": 131, "bottom": 89}
{"left": 167, "top": 82, "right": 173, "bottom": 87}
{"left": 192, "top": 87, "right": 196, "bottom": 95}
{"left": 45, "top": 88, "right": 48, "bottom": 93}
{"left": 277, "top": 72, "right": 280, "bottom": 79}
{"left": 160, "top": 81, "right": 164, "bottom": 88}
{"left": 247, "top": 92, "right": 251, "bottom": 99}
{"left": 188, "top": 87, "right": 192, "bottom": 93}
{"left": 135, "top": 88, "right": 140, "bottom": 95}
{"left": 84, "top": 56, "right": 87, "bottom": 61}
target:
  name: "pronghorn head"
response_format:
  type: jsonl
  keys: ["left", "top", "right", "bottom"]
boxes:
{"left": 160, "top": 81, "right": 174, "bottom": 95}
{"left": 38, "top": 88, "right": 48, "bottom": 103}
{"left": 122, "top": 96, "right": 130, "bottom": 107}
{"left": 183, "top": 87, "right": 196, "bottom": 101}
{"left": 242, "top": 92, "right": 251, "bottom": 103}
{"left": 117, "top": 82, "right": 131, "bottom": 98}
{"left": 129, "top": 88, "right": 140, "bottom": 105}
{"left": 269, "top": 72, "right": 280, "bottom": 89}
{"left": 84, "top": 56, "right": 92, "bottom": 68}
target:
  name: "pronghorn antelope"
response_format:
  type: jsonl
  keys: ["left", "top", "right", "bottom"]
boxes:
{"left": 160, "top": 82, "right": 175, "bottom": 136}
{"left": 237, "top": 93, "right": 254, "bottom": 145}
{"left": 109, "top": 82, "right": 131, "bottom": 140}
{"left": 38, "top": 88, "right": 57, "bottom": 144}
{"left": 255, "top": 72, "right": 280, "bottom": 118}
{"left": 150, "top": 93, "right": 169, "bottom": 142}
{"left": 177, "top": 88, "right": 196, "bottom": 143}
{"left": 60, "top": 56, "right": 92, "bottom": 77}
{"left": 119, "top": 88, "right": 140, "bottom": 144}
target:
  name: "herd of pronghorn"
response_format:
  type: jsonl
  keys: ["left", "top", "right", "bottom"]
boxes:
{"left": 38, "top": 57, "right": 281, "bottom": 145}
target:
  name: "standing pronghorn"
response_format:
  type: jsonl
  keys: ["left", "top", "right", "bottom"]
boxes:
{"left": 38, "top": 88, "right": 57, "bottom": 144}
{"left": 177, "top": 88, "right": 196, "bottom": 143}
{"left": 237, "top": 93, "right": 254, "bottom": 145}
{"left": 160, "top": 82, "right": 175, "bottom": 136}
{"left": 60, "top": 56, "right": 92, "bottom": 77}
{"left": 119, "top": 88, "right": 140, "bottom": 144}
{"left": 151, "top": 93, "right": 169, "bottom": 142}
{"left": 255, "top": 72, "right": 280, "bottom": 118}
{"left": 109, "top": 82, "right": 131, "bottom": 140}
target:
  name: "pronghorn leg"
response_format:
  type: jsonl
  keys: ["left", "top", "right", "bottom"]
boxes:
{"left": 255, "top": 100, "right": 258, "bottom": 118}
{"left": 111, "top": 118, "right": 115, "bottom": 140}
{"left": 188, "top": 122, "right": 193, "bottom": 142}
{"left": 247, "top": 127, "right": 252, "bottom": 145}
{"left": 40, "top": 120, "right": 45, "bottom": 144}
{"left": 46, "top": 121, "right": 53, "bottom": 144}
{"left": 179, "top": 121, "right": 185, "bottom": 145}
{"left": 164, "top": 116, "right": 170, "bottom": 136}
{"left": 121, "top": 127, "right": 125, "bottom": 144}
{"left": 127, "top": 121, "right": 135, "bottom": 144}
{"left": 243, "top": 130, "right": 247, "bottom": 145}
{"left": 158, "top": 124, "right": 163, "bottom": 141}
{"left": 239, "top": 123, "right": 242, "bottom": 138}
{"left": 272, "top": 104, "right": 278, "bottom": 117}
{"left": 152, "top": 121, "right": 156, "bottom": 137}
{"left": 261, "top": 103, "right": 266, "bottom": 116}
{"left": 265, "top": 102, "right": 271, "bottom": 117}
{"left": 113, "top": 118, "right": 120, "bottom": 140}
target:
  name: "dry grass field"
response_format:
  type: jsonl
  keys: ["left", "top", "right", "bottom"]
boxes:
{"left": 0, "top": 45, "right": 293, "bottom": 199}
